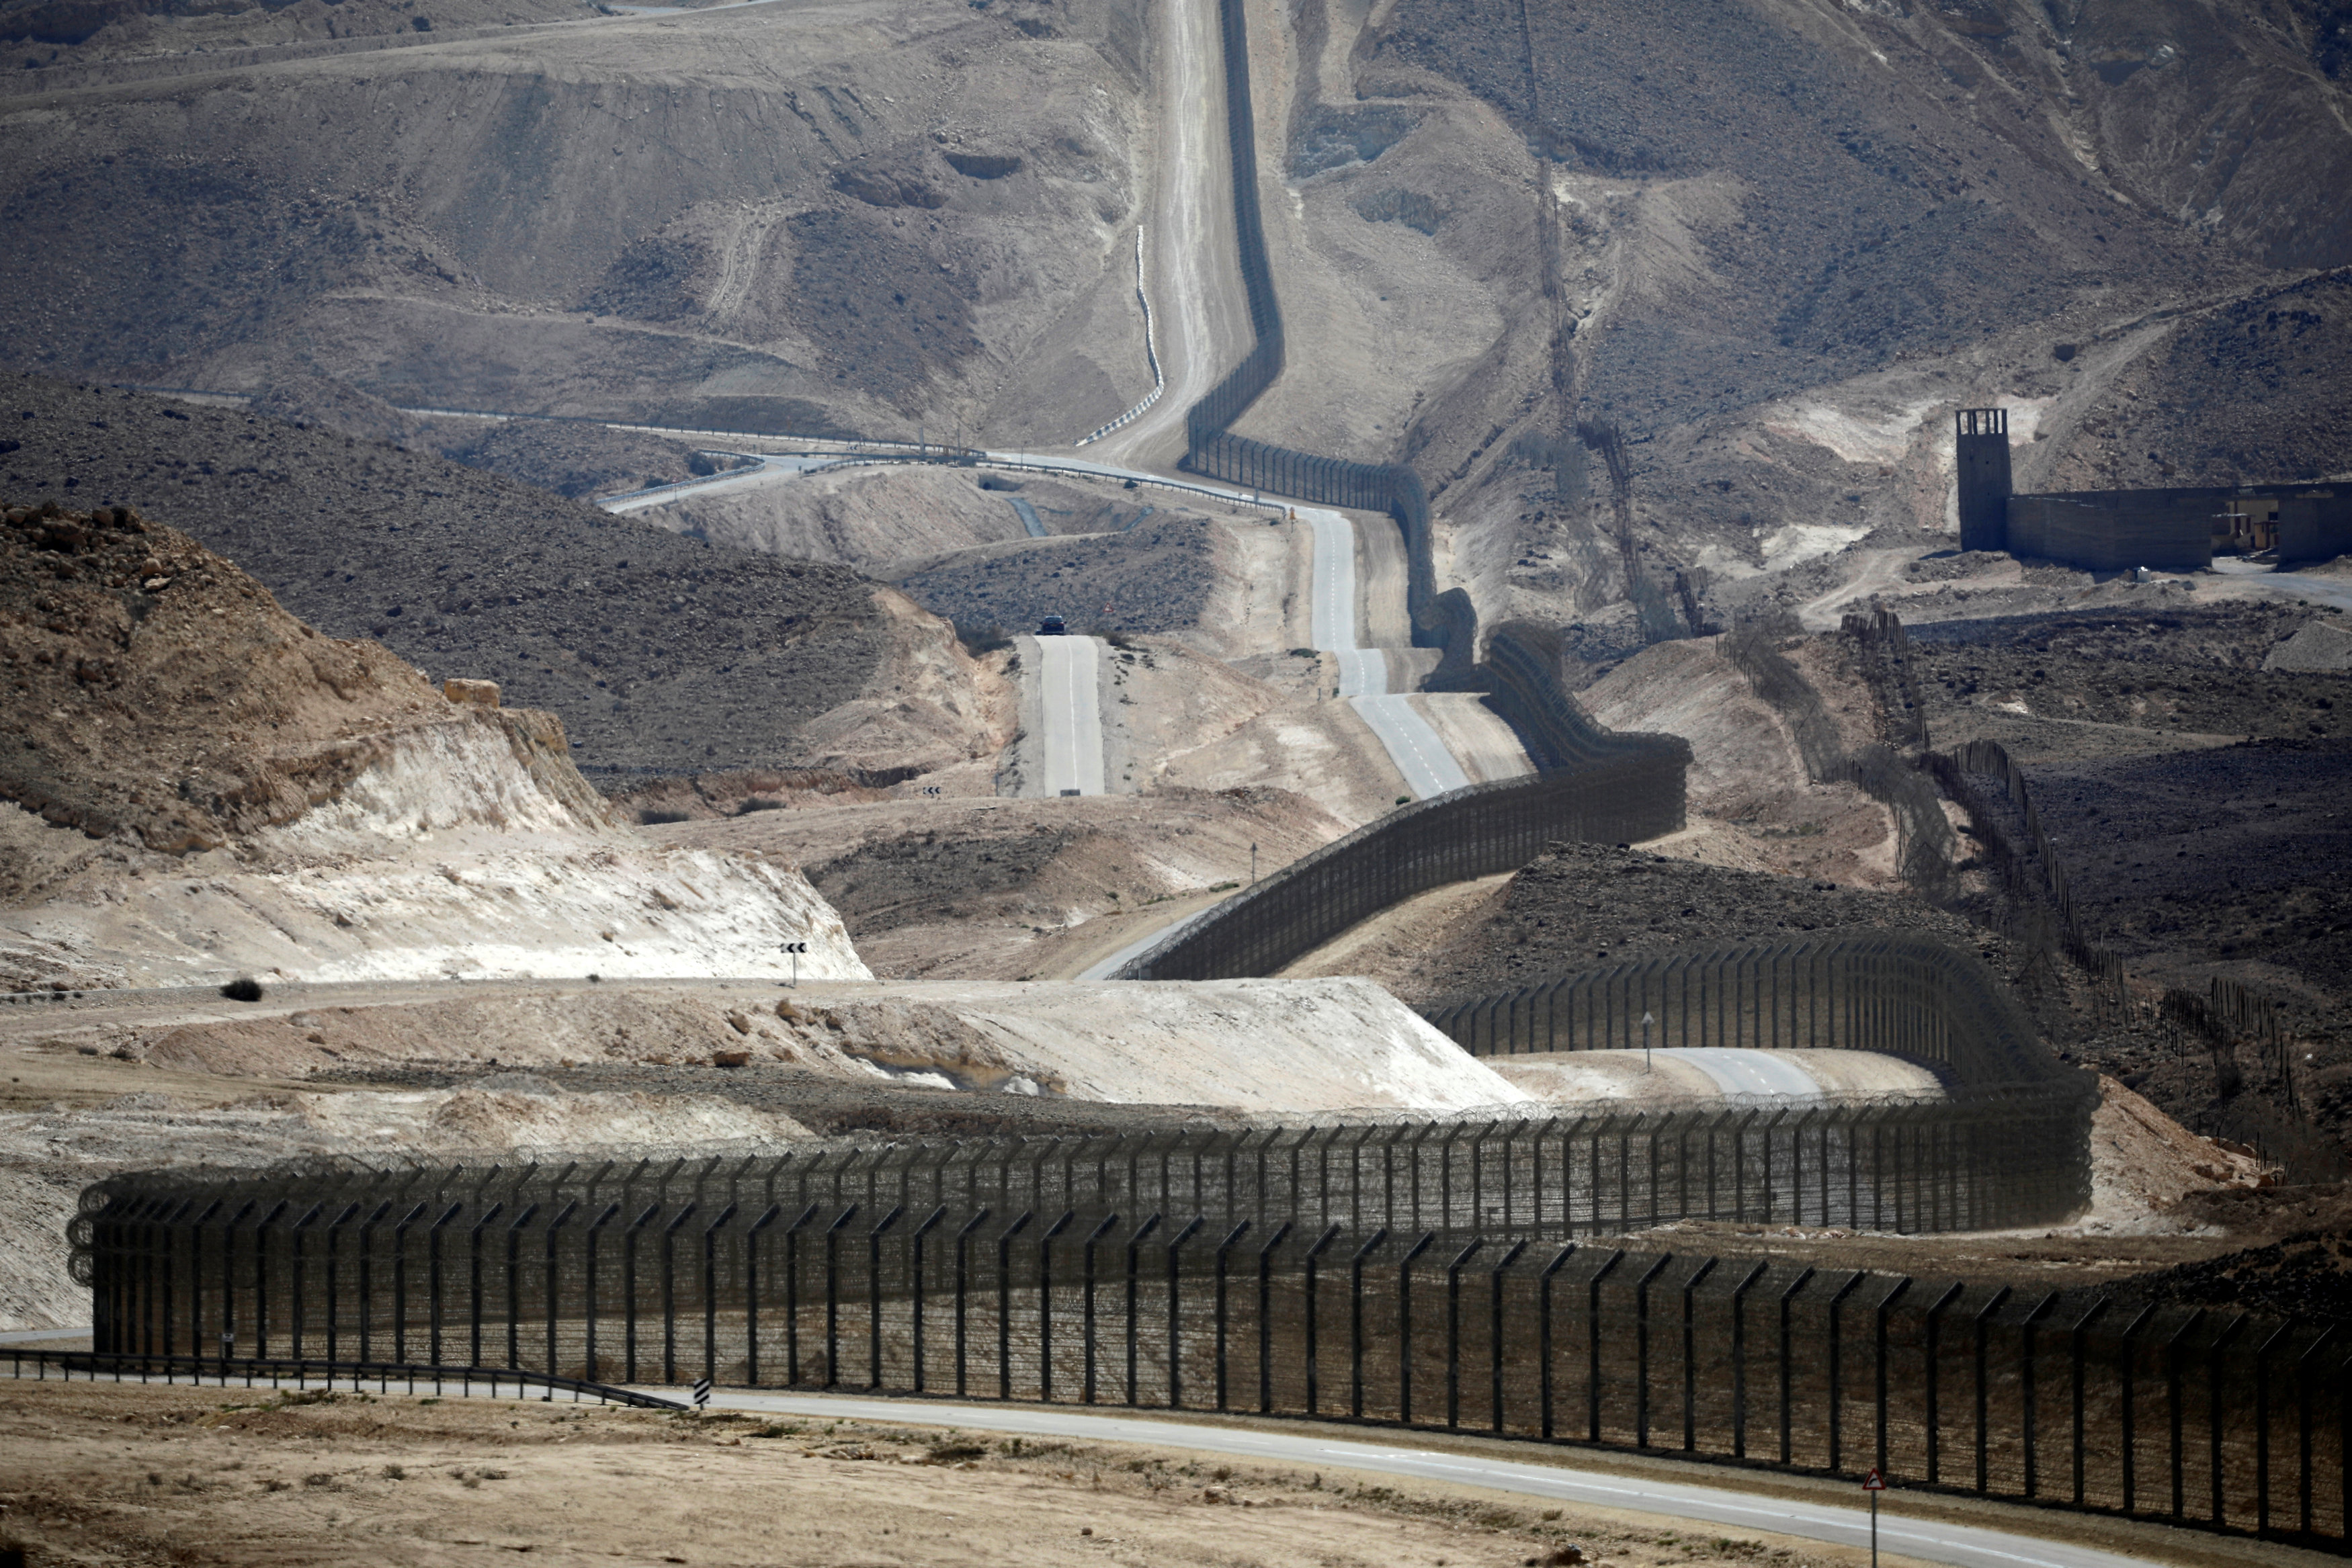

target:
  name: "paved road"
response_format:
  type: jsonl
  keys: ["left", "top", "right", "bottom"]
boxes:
{"left": 1304, "top": 506, "right": 1472, "bottom": 799}
{"left": 1674, "top": 1048, "right": 1832, "bottom": 1100}
{"left": 1076, "top": 902, "right": 1219, "bottom": 979}
{"left": 654, "top": 1391, "right": 2156, "bottom": 1568}
{"left": 1035, "top": 634, "right": 1107, "bottom": 797}
{"left": 1007, "top": 496, "right": 1048, "bottom": 538}
{"left": 599, "top": 453, "right": 841, "bottom": 513}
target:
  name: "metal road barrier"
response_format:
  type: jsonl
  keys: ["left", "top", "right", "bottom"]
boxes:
{"left": 3, "top": 1347, "right": 684, "bottom": 1407}
{"left": 63, "top": 1164, "right": 2343, "bottom": 1549}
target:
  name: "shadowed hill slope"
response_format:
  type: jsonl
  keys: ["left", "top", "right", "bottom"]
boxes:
{"left": 0, "top": 376, "right": 900, "bottom": 778}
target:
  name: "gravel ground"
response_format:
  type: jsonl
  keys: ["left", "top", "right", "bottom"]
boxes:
{"left": 896, "top": 516, "right": 1221, "bottom": 642}
{"left": 1398, "top": 842, "right": 1991, "bottom": 1005}
{"left": 320, "top": 1061, "right": 1240, "bottom": 1140}
{"left": 0, "top": 376, "right": 890, "bottom": 777}
{"left": 1913, "top": 601, "right": 2352, "bottom": 760}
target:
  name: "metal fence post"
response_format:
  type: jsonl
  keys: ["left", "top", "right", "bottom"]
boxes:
{"left": 2294, "top": 1326, "right": 2338, "bottom": 1536}
{"left": 2017, "top": 1293, "right": 2057, "bottom": 1497}
{"left": 1538, "top": 1244, "right": 1575, "bottom": 1440}
{"left": 2253, "top": 1319, "right": 2295, "bottom": 1537}
{"left": 1302, "top": 1223, "right": 1341, "bottom": 1415}
{"left": 1085, "top": 1213, "right": 1122, "bottom": 1405}
{"left": 1587, "top": 1248, "right": 1624, "bottom": 1442}
{"left": 740, "top": 1204, "right": 778, "bottom": 1385}
{"left": 658, "top": 1201, "right": 696, "bottom": 1385}
{"left": 954, "top": 1209, "right": 989, "bottom": 1399}
{"left": 2210, "top": 1315, "right": 2248, "bottom": 1528}
{"left": 1922, "top": 1282, "right": 1966, "bottom": 1483}
{"left": 1398, "top": 1231, "right": 1435, "bottom": 1425}
{"left": 1874, "top": 1277, "right": 1913, "bottom": 1475}
{"left": 1349, "top": 1228, "right": 1387, "bottom": 1418}
{"left": 908, "top": 1207, "right": 946, "bottom": 1393}
{"left": 546, "top": 1199, "right": 579, "bottom": 1378}
{"left": 867, "top": 1206, "right": 903, "bottom": 1391}
{"left": 1630, "top": 1254, "right": 1672, "bottom": 1449}
{"left": 995, "top": 1209, "right": 1032, "bottom": 1402}
{"left": 2167, "top": 1309, "right": 2207, "bottom": 1518}
{"left": 1678, "top": 1256, "right": 1718, "bottom": 1452}
{"left": 1124, "top": 1213, "right": 1159, "bottom": 1407}
{"left": 1490, "top": 1239, "right": 1528, "bottom": 1434}
{"left": 1036, "top": 1211, "right": 1073, "bottom": 1402}
{"left": 1779, "top": 1267, "right": 1816, "bottom": 1464}
{"left": 1972, "top": 1286, "right": 2013, "bottom": 1493}
{"left": 503, "top": 1199, "right": 541, "bottom": 1373}
{"left": 1729, "top": 1262, "right": 1769, "bottom": 1458}
{"left": 1445, "top": 1237, "right": 1486, "bottom": 1431}
{"left": 1167, "top": 1217, "right": 1204, "bottom": 1409}
{"left": 1211, "top": 1219, "right": 1249, "bottom": 1411}
{"left": 2117, "top": 1301, "right": 2157, "bottom": 1512}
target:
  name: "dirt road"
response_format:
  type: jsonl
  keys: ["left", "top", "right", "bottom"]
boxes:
{"left": 1085, "top": 0, "right": 1250, "bottom": 475}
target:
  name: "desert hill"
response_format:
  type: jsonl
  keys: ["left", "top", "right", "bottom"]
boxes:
{"left": 0, "top": 0, "right": 1158, "bottom": 447}
{"left": 0, "top": 375, "right": 1001, "bottom": 780}
{"left": 0, "top": 495, "right": 872, "bottom": 986}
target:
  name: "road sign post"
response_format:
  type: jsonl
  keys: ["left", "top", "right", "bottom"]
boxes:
{"left": 691, "top": 1377, "right": 712, "bottom": 1411}
{"left": 780, "top": 941, "right": 808, "bottom": 988}
{"left": 1863, "top": 1467, "right": 1885, "bottom": 1568}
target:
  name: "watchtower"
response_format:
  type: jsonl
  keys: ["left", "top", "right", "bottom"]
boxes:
{"left": 1955, "top": 408, "right": 2013, "bottom": 553}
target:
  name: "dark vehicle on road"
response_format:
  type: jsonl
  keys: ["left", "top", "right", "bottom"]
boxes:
{"left": 1038, "top": 613, "right": 1067, "bottom": 636}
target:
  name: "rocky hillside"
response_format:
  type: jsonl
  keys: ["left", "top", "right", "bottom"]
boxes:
{"left": 1, "top": 498, "right": 459, "bottom": 875}
{"left": 0, "top": 498, "right": 871, "bottom": 989}
{"left": 1246, "top": 0, "right": 2352, "bottom": 652}
{"left": 0, "top": 0, "right": 1157, "bottom": 447}
{"left": 0, "top": 376, "right": 935, "bottom": 779}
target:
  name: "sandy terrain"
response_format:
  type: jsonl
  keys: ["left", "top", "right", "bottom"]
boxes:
{"left": 646, "top": 787, "right": 1350, "bottom": 980}
{"left": 0, "top": 1384, "right": 1950, "bottom": 1568}
{"left": 1488, "top": 1050, "right": 1943, "bottom": 1106}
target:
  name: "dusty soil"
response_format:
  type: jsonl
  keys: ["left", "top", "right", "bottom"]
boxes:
{"left": 3, "top": 0, "right": 595, "bottom": 64}
{"left": 648, "top": 787, "right": 1350, "bottom": 980}
{"left": 0, "top": 1383, "right": 1939, "bottom": 1568}
{"left": 431, "top": 417, "right": 734, "bottom": 500}
{"left": 0, "top": 500, "right": 460, "bottom": 875}
{"left": 1386, "top": 842, "right": 1990, "bottom": 1007}
{"left": 898, "top": 515, "right": 1224, "bottom": 643}
{"left": 653, "top": 466, "right": 1224, "bottom": 585}
{"left": 0, "top": 0, "right": 1158, "bottom": 446}
{"left": 1912, "top": 601, "right": 2352, "bottom": 758}
{"left": 0, "top": 377, "right": 907, "bottom": 779}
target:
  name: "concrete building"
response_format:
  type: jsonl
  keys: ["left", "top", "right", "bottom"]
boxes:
{"left": 1951, "top": 408, "right": 2352, "bottom": 570}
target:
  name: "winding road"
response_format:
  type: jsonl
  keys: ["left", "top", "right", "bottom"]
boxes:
{"left": 647, "top": 1391, "right": 2159, "bottom": 1568}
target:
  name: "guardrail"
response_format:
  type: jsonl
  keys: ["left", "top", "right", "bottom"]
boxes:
{"left": 3, "top": 1348, "right": 685, "bottom": 1407}
{"left": 1075, "top": 227, "right": 1167, "bottom": 446}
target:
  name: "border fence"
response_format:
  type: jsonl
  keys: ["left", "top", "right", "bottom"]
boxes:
{"left": 1181, "top": 0, "right": 1474, "bottom": 685}
{"left": 1110, "top": 746, "right": 1684, "bottom": 981}
{"left": 1413, "top": 932, "right": 2096, "bottom": 1232}
{"left": 74, "top": 1162, "right": 2343, "bottom": 1549}
{"left": 1139, "top": 0, "right": 1695, "bottom": 987}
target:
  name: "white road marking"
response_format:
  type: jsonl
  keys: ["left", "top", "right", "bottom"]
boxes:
{"left": 1673, "top": 1048, "right": 1829, "bottom": 1100}
{"left": 1036, "top": 634, "right": 1107, "bottom": 797}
